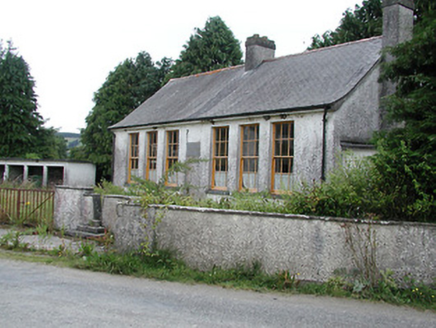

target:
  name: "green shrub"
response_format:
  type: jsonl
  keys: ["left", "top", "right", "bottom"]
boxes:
{"left": 94, "top": 180, "right": 126, "bottom": 195}
{"left": 282, "top": 158, "right": 380, "bottom": 219}
{"left": 370, "top": 136, "right": 436, "bottom": 222}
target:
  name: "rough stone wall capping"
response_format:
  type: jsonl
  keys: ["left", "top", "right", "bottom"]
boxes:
{"left": 148, "top": 204, "right": 436, "bottom": 227}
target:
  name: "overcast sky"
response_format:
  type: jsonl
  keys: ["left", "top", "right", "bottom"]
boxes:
{"left": 1, "top": 0, "right": 360, "bottom": 133}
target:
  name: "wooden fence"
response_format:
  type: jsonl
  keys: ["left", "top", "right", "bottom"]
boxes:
{"left": 0, "top": 188, "right": 55, "bottom": 226}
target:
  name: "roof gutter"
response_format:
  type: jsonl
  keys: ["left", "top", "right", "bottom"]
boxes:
{"left": 109, "top": 104, "right": 333, "bottom": 131}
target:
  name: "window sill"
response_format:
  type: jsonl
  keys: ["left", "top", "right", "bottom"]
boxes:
{"left": 207, "top": 189, "right": 230, "bottom": 196}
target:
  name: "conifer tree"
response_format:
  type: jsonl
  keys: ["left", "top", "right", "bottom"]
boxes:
{"left": 79, "top": 52, "right": 171, "bottom": 180}
{"left": 0, "top": 41, "right": 65, "bottom": 159}
{"left": 373, "top": 2, "right": 436, "bottom": 221}
{"left": 167, "top": 16, "right": 243, "bottom": 80}
{"left": 309, "top": 0, "right": 382, "bottom": 49}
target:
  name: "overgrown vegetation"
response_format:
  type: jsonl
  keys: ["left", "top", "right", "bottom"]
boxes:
{"left": 94, "top": 154, "right": 434, "bottom": 223}
{"left": 376, "top": 1, "right": 436, "bottom": 222}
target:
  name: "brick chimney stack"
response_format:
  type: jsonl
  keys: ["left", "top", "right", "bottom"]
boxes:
{"left": 245, "top": 35, "right": 276, "bottom": 71}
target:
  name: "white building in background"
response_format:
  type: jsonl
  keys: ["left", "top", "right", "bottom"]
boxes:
{"left": 0, "top": 158, "right": 96, "bottom": 187}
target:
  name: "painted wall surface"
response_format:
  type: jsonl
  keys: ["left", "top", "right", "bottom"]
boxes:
{"left": 325, "top": 67, "right": 381, "bottom": 173}
{"left": 63, "top": 162, "right": 96, "bottom": 186}
{"left": 112, "top": 111, "right": 325, "bottom": 193}
{"left": 112, "top": 132, "right": 129, "bottom": 186}
{"left": 0, "top": 159, "right": 95, "bottom": 187}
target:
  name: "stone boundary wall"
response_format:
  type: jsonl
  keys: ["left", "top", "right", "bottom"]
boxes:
{"left": 152, "top": 206, "right": 435, "bottom": 284}
{"left": 54, "top": 186, "right": 94, "bottom": 231}
{"left": 54, "top": 187, "right": 436, "bottom": 284}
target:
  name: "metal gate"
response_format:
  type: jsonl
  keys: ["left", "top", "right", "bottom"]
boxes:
{"left": 0, "top": 188, "right": 55, "bottom": 226}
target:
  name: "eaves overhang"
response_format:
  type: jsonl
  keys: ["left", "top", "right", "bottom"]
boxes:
{"left": 108, "top": 103, "right": 335, "bottom": 131}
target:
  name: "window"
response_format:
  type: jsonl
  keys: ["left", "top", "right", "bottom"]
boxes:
{"left": 128, "top": 133, "right": 139, "bottom": 183}
{"left": 239, "top": 124, "right": 259, "bottom": 191}
{"left": 165, "top": 130, "right": 179, "bottom": 186}
{"left": 146, "top": 131, "right": 158, "bottom": 182}
{"left": 271, "top": 121, "right": 294, "bottom": 192}
{"left": 212, "top": 126, "right": 229, "bottom": 190}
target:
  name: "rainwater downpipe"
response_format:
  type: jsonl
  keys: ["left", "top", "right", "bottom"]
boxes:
{"left": 321, "top": 106, "right": 329, "bottom": 181}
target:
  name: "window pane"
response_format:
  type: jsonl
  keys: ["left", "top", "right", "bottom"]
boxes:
{"left": 282, "top": 123, "right": 289, "bottom": 138}
{"left": 271, "top": 122, "right": 294, "bottom": 192}
{"left": 212, "top": 127, "right": 229, "bottom": 189}
{"left": 146, "top": 132, "right": 158, "bottom": 183}
{"left": 240, "top": 125, "right": 259, "bottom": 191}
{"left": 281, "top": 140, "right": 289, "bottom": 156}
{"left": 242, "top": 173, "right": 257, "bottom": 190}
{"left": 166, "top": 131, "right": 179, "bottom": 186}
{"left": 149, "top": 159, "right": 156, "bottom": 170}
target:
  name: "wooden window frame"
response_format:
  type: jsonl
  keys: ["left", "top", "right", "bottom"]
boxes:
{"left": 211, "top": 126, "right": 229, "bottom": 190}
{"left": 239, "top": 124, "right": 259, "bottom": 192}
{"left": 128, "top": 133, "right": 139, "bottom": 183}
{"left": 271, "top": 121, "right": 294, "bottom": 193}
{"left": 165, "top": 130, "right": 179, "bottom": 186}
{"left": 146, "top": 131, "right": 158, "bottom": 182}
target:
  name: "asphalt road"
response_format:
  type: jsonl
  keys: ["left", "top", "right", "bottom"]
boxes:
{"left": 0, "top": 258, "right": 435, "bottom": 328}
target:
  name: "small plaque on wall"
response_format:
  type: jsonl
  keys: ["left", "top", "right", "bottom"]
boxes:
{"left": 186, "top": 142, "right": 201, "bottom": 159}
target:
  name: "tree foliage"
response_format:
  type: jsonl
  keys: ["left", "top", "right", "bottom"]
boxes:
{"left": 79, "top": 17, "right": 242, "bottom": 181}
{"left": 0, "top": 41, "right": 66, "bottom": 159}
{"left": 373, "top": 3, "right": 436, "bottom": 221}
{"left": 309, "top": 0, "right": 382, "bottom": 50}
{"left": 167, "top": 16, "right": 243, "bottom": 80}
{"left": 79, "top": 52, "right": 171, "bottom": 180}
{"left": 309, "top": 0, "right": 435, "bottom": 50}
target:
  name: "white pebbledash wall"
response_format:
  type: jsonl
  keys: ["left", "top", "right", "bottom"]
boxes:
{"left": 112, "top": 111, "right": 325, "bottom": 194}
{"left": 54, "top": 187, "right": 436, "bottom": 285}
{"left": 147, "top": 205, "right": 436, "bottom": 284}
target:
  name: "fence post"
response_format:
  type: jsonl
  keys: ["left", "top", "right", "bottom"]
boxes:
{"left": 16, "top": 189, "right": 21, "bottom": 220}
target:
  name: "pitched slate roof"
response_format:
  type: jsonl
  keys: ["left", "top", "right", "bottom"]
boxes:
{"left": 110, "top": 37, "right": 382, "bottom": 129}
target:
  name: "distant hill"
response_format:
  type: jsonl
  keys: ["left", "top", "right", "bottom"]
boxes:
{"left": 58, "top": 132, "right": 80, "bottom": 139}
{"left": 57, "top": 132, "right": 81, "bottom": 149}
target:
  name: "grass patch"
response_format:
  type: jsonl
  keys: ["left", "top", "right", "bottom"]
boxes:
{"left": 1, "top": 240, "right": 434, "bottom": 311}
